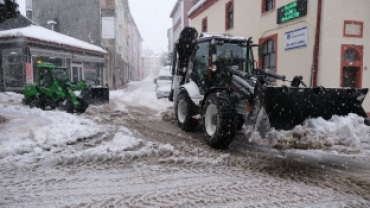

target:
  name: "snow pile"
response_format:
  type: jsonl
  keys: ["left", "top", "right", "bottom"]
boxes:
{"left": 0, "top": 25, "right": 107, "bottom": 53}
{"left": 264, "top": 114, "right": 370, "bottom": 153}
{"left": 85, "top": 127, "right": 143, "bottom": 153}
{"left": 109, "top": 80, "right": 172, "bottom": 113}
{"left": 0, "top": 104, "right": 104, "bottom": 158}
{"left": 0, "top": 92, "right": 23, "bottom": 103}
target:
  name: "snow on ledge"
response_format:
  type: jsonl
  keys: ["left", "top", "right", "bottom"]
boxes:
{"left": 188, "top": 0, "right": 209, "bottom": 17}
{"left": 0, "top": 25, "right": 107, "bottom": 54}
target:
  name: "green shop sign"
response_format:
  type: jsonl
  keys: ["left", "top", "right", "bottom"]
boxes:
{"left": 277, "top": 0, "right": 307, "bottom": 24}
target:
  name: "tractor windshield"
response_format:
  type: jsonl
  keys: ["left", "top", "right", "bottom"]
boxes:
{"left": 214, "top": 43, "right": 254, "bottom": 73}
{"left": 53, "top": 68, "right": 69, "bottom": 83}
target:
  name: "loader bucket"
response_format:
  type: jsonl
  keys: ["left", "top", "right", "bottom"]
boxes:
{"left": 262, "top": 86, "right": 369, "bottom": 130}
{"left": 80, "top": 86, "right": 109, "bottom": 104}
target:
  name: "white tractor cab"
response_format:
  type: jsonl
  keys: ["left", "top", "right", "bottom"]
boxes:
{"left": 169, "top": 27, "right": 370, "bottom": 149}
{"left": 156, "top": 67, "right": 173, "bottom": 99}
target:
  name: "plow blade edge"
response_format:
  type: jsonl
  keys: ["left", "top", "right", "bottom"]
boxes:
{"left": 262, "top": 87, "right": 369, "bottom": 130}
{"left": 80, "top": 87, "right": 109, "bottom": 104}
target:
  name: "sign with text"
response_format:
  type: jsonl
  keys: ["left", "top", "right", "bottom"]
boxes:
{"left": 277, "top": 0, "right": 307, "bottom": 24}
{"left": 26, "top": 63, "right": 33, "bottom": 84}
{"left": 285, "top": 26, "right": 307, "bottom": 50}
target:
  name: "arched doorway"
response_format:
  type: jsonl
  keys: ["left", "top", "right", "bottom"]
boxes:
{"left": 341, "top": 45, "right": 363, "bottom": 88}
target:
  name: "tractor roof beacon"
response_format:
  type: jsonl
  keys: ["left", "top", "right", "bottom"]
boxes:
{"left": 169, "top": 27, "right": 370, "bottom": 149}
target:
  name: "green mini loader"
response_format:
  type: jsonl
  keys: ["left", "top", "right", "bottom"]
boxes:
{"left": 23, "top": 62, "right": 89, "bottom": 113}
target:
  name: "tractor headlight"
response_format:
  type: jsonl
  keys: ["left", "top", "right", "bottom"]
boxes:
{"left": 211, "top": 65, "right": 217, "bottom": 72}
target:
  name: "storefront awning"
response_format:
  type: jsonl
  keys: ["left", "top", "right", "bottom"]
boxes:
{"left": 73, "top": 55, "right": 105, "bottom": 63}
{"left": 30, "top": 48, "right": 72, "bottom": 59}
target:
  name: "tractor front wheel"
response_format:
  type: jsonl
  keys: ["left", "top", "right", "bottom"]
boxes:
{"left": 203, "top": 93, "right": 237, "bottom": 148}
{"left": 29, "top": 96, "right": 39, "bottom": 108}
{"left": 66, "top": 99, "right": 74, "bottom": 113}
{"left": 175, "top": 90, "right": 198, "bottom": 132}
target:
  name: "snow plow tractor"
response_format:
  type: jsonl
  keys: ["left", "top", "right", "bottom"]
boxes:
{"left": 23, "top": 62, "right": 89, "bottom": 113}
{"left": 169, "top": 27, "right": 370, "bottom": 148}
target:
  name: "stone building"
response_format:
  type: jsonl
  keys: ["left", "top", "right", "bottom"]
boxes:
{"left": 27, "top": 0, "right": 141, "bottom": 90}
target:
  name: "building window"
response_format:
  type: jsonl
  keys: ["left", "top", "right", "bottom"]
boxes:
{"left": 225, "top": 0, "right": 233, "bottom": 30}
{"left": 202, "top": 17, "right": 208, "bottom": 32}
{"left": 343, "top": 20, "right": 364, "bottom": 38}
{"left": 340, "top": 45, "right": 363, "bottom": 88}
{"left": 261, "top": 39, "right": 276, "bottom": 81}
{"left": 343, "top": 49, "right": 358, "bottom": 62}
{"left": 262, "top": 0, "right": 275, "bottom": 13}
{"left": 259, "top": 34, "right": 278, "bottom": 82}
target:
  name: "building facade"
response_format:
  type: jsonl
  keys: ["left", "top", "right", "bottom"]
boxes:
{"left": 142, "top": 54, "right": 163, "bottom": 77}
{"left": 127, "top": 13, "right": 143, "bottom": 81}
{"left": 169, "top": 0, "right": 194, "bottom": 46}
{"left": 188, "top": 0, "right": 370, "bottom": 114}
{"left": 167, "top": 27, "right": 174, "bottom": 52}
{"left": 28, "top": 0, "right": 141, "bottom": 89}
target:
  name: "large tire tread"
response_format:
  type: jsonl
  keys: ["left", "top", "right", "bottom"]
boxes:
{"left": 175, "top": 90, "right": 199, "bottom": 132}
{"left": 203, "top": 93, "right": 237, "bottom": 149}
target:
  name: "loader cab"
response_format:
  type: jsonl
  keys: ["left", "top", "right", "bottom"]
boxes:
{"left": 189, "top": 36, "right": 255, "bottom": 95}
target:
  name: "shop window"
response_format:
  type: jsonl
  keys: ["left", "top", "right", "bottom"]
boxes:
{"left": 262, "top": 0, "right": 275, "bottom": 13}
{"left": 225, "top": 0, "right": 233, "bottom": 30}
{"left": 2, "top": 48, "right": 24, "bottom": 88}
{"left": 202, "top": 17, "right": 208, "bottom": 32}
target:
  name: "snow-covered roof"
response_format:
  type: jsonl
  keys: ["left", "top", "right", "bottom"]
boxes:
{"left": 188, "top": 0, "right": 209, "bottom": 17}
{"left": 0, "top": 25, "right": 107, "bottom": 54}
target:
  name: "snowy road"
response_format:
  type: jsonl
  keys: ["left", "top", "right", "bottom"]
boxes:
{"left": 1, "top": 79, "right": 370, "bottom": 207}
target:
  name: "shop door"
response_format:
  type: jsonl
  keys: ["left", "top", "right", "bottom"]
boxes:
{"left": 72, "top": 67, "right": 79, "bottom": 82}
{"left": 71, "top": 63, "right": 83, "bottom": 82}
{"left": 342, "top": 67, "right": 359, "bottom": 88}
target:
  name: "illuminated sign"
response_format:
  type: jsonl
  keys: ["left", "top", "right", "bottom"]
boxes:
{"left": 277, "top": 0, "right": 307, "bottom": 24}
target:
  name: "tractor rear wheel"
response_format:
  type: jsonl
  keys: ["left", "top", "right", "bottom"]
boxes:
{"left": 175, "top": 90, "right": 199, "bottom": 131}
{"left": 203, "top": 93, "right": 237, "bottom": 148}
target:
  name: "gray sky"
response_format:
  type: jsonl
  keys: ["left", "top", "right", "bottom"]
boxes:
{"left": 17, "top": 0, "right": 176, "bottom": 54}
{"left": 129, "top": 0, "right": 177, "bottom": 54}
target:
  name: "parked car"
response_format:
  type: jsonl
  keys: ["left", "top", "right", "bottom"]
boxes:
{"left": 155, "top": 69, "right": 172, "bottom": 99}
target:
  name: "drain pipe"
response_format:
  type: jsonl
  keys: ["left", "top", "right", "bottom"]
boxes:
{"left": 312, "top": 0, "right": 322, "bottom": 87}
